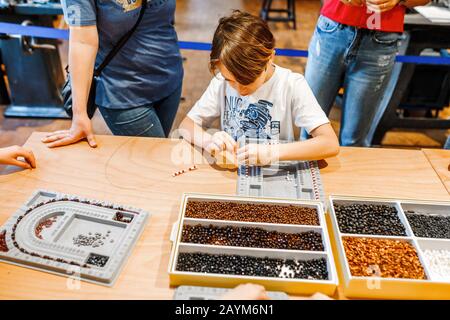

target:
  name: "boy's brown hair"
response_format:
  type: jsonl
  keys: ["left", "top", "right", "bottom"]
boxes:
{"left": 210, "top": 10, "right": 275, "bottom": 86}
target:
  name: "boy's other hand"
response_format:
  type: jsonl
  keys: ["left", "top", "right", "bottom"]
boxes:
{"left": 237, "top": 143, "right": 277, "bottom": 166}
{"left": 205, "top": 131, "right": 236, "bottom": 156}
{"left": 0, "top": 146, "right": 36, "bottom": 169}
{"left": 221, "top": 284, "right": 270, "bottom": 300}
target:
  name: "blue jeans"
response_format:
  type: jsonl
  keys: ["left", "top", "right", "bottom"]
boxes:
{"left": 303, "top": 15, "right": 401, "bottom": 146}
{"left": 445, "top": 136, "right": 450, "bottom": 150}
{"left": 98, "top": 84, "right": 182, "bottom": 138}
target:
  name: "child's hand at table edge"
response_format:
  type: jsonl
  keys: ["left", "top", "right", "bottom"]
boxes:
{"left": 237, "top": 143, "right": 278, "bottom": 166}
{"left": 204, "top": 131, "right": 237, "bottom": 157}
{"left": 220, "top": 283, "right": 333, "bottom": 300}
{"left": 0, "top": 146, "right": 36, "bottom": 169}
{"left": 221, "top": 284, "right": 270, "bottom": 300}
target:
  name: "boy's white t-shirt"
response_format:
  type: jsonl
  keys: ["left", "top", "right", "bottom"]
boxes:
{"left": 187, "top": 65, "right": 329, "bottom": 141}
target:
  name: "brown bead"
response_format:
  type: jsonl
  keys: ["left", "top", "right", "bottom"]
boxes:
{"left": 185, "top": 201, "right": 319, "bottom": 225}
{"left": 343, "top": 237, "right": 426, "bottom": 280}
{"left": 35, "top": 217, "right": 57, "bottom": 240}
{"left": 181, "top": 224, "right": 324, "bottom": 251}
{"left": 0, "top": 230, "right": 8, "bottom": 252}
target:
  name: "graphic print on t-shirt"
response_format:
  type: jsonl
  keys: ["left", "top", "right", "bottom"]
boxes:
{"left": 115, "top": 0, "right": 142, "bottom": 12}
{"left": 223, "top": 96, "right": 280, "bottom": 141}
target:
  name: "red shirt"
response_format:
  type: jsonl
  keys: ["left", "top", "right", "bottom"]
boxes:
{"left": 321, "top": 0, "right": 406, "bottom": 33}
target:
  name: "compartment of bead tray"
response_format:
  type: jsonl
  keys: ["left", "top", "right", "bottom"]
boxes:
{"left": 168, "top": 193, "right": 338, "bottom": 295}
{"left": 329, "top": 195, "right": 450, "bottom": 299}
{"left": 0, "top": 190, "right": 149, "bottom": 286}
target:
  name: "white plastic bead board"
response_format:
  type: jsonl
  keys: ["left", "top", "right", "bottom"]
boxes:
{"left": 0, "top": 190, "right": 149, "bottom": 286}
{"left": 173, "top": 285, "right": 289, "bottom": 300}
{"left": 236, "top": 138, "right": 325, "bottom": 204}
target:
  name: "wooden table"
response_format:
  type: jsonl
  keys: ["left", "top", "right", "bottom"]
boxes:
{"left": 0, "top": 133, "right": 448, "bottom": 300}
{"left": 320, "top": 147, "right": 449, "bottom": 201}
{"left": 422, "top": 149, "right": 450, "bottom": 195}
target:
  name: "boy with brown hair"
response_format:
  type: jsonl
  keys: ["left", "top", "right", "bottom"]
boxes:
{"left": 180, "top": 10, "right": 339, "bottom": 165}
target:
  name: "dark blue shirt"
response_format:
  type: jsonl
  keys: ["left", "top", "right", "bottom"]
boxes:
{"left": 61, "top": 0, "right": 183, "bottom": 109}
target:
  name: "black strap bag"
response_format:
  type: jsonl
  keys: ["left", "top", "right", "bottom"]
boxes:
{"left": 62, "top": 0, "right": 148, "bottom": 118}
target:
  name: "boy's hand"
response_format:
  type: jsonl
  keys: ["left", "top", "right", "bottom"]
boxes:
{"left": 221, "top": 284, "right": 270, "bottom": 300}
{"left": 204, "top": 131, "right": 236, "bottom": 156}
{"left": 237, "top": 144, "right": 278, "bottom": 166}
{"left": 0, "top": 146, "right": 36, "bottom": 169}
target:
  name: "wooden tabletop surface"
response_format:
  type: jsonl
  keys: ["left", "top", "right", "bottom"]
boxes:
{"left": 0, "top": 132, "right": 448, "bottom": 300}
{"left": 422, "top": 148, "right": 450, "bottom": 195}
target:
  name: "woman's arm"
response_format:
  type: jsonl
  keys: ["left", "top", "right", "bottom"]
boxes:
{"left": 366, "top": 0, "right": 431, "bottom": 13}
{"left": 42, "top": 25, "right": 99, "bottom": 148}
{"left": 68, "top": 26, "right": 98, "bottom": 119}
{"left": 237, "top": 123, "right": 339, "bottom": 165}
{"left": 400, "top": 0, "right": 431, "bottom": 8}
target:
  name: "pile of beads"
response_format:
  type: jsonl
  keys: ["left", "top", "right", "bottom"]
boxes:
{"left": 181, "top": 224, "right": 324, "bottom": 251}
{"left": 422, "top": 249, "right": 450, "bottom": 281}
{"left": 343, "top": 237, "right": 426, "bottom": 279}
{"left": 172, "top": 165, "right": 198, "bottom": 177}
{"left": 35, "top": 216, "right": 58, "bottom": 240}
{"left": 185, "top": 200, "right": 320, "bottom": 225}
{"left": 176, "top": 252, "right": 328, "bottom": 280}
{"left": 86, "top": 253, "right": 109, "bottom": 267}
{"left": 334, "top": 203, "right": 407, "bottom": 236}
{"left": 0, "top": 230, "right": 8, "bottom": 252}
{"left": 406, "top": 212, "right": 450, "bottom": 239}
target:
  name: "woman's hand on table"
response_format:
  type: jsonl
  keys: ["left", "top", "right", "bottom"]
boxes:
{"left": 0, "top": 146, "right": 36, "bottom": 169}
{"left": 42, "top": 115, "right": 97, "bottom": 148}
{"left": 366, "top": 0, "right": 400, "bottom": 12}
{"left": 340, "top": 0, "right": 364, "bottom": 6}
{"left": 340, "top": 0, "right": 401, "bottom": 11}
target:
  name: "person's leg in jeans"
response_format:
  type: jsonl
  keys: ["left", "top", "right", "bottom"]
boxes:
{"left": 302, "top": 15, "right": 351, "bottom": 140}
{"left": 98, "top": 84, "right": 182, "bottom": 138}
{"left": 340, "top": 31, "right": 400, "bottom": 146}
{"left": 444, "top": 136, "right": 450, "bottom": 150}
{"left": 99, "top": 105, "right": 166, "bottom": 137}
{"left": 153, "top": 83, "right": 182, "bottom": 137}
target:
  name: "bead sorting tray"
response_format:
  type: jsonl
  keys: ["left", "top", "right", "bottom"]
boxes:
{"left": 168, "top": 193, "right": 338, "bottom": 296}
{"left": 236, "top": 138, "right": 325, "bottom": 204}
{"left": 0, "top": 190, "right": 149, "bottom": 286}
{"left": 328, "top": 195, "right": 450, "bottom": 299}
